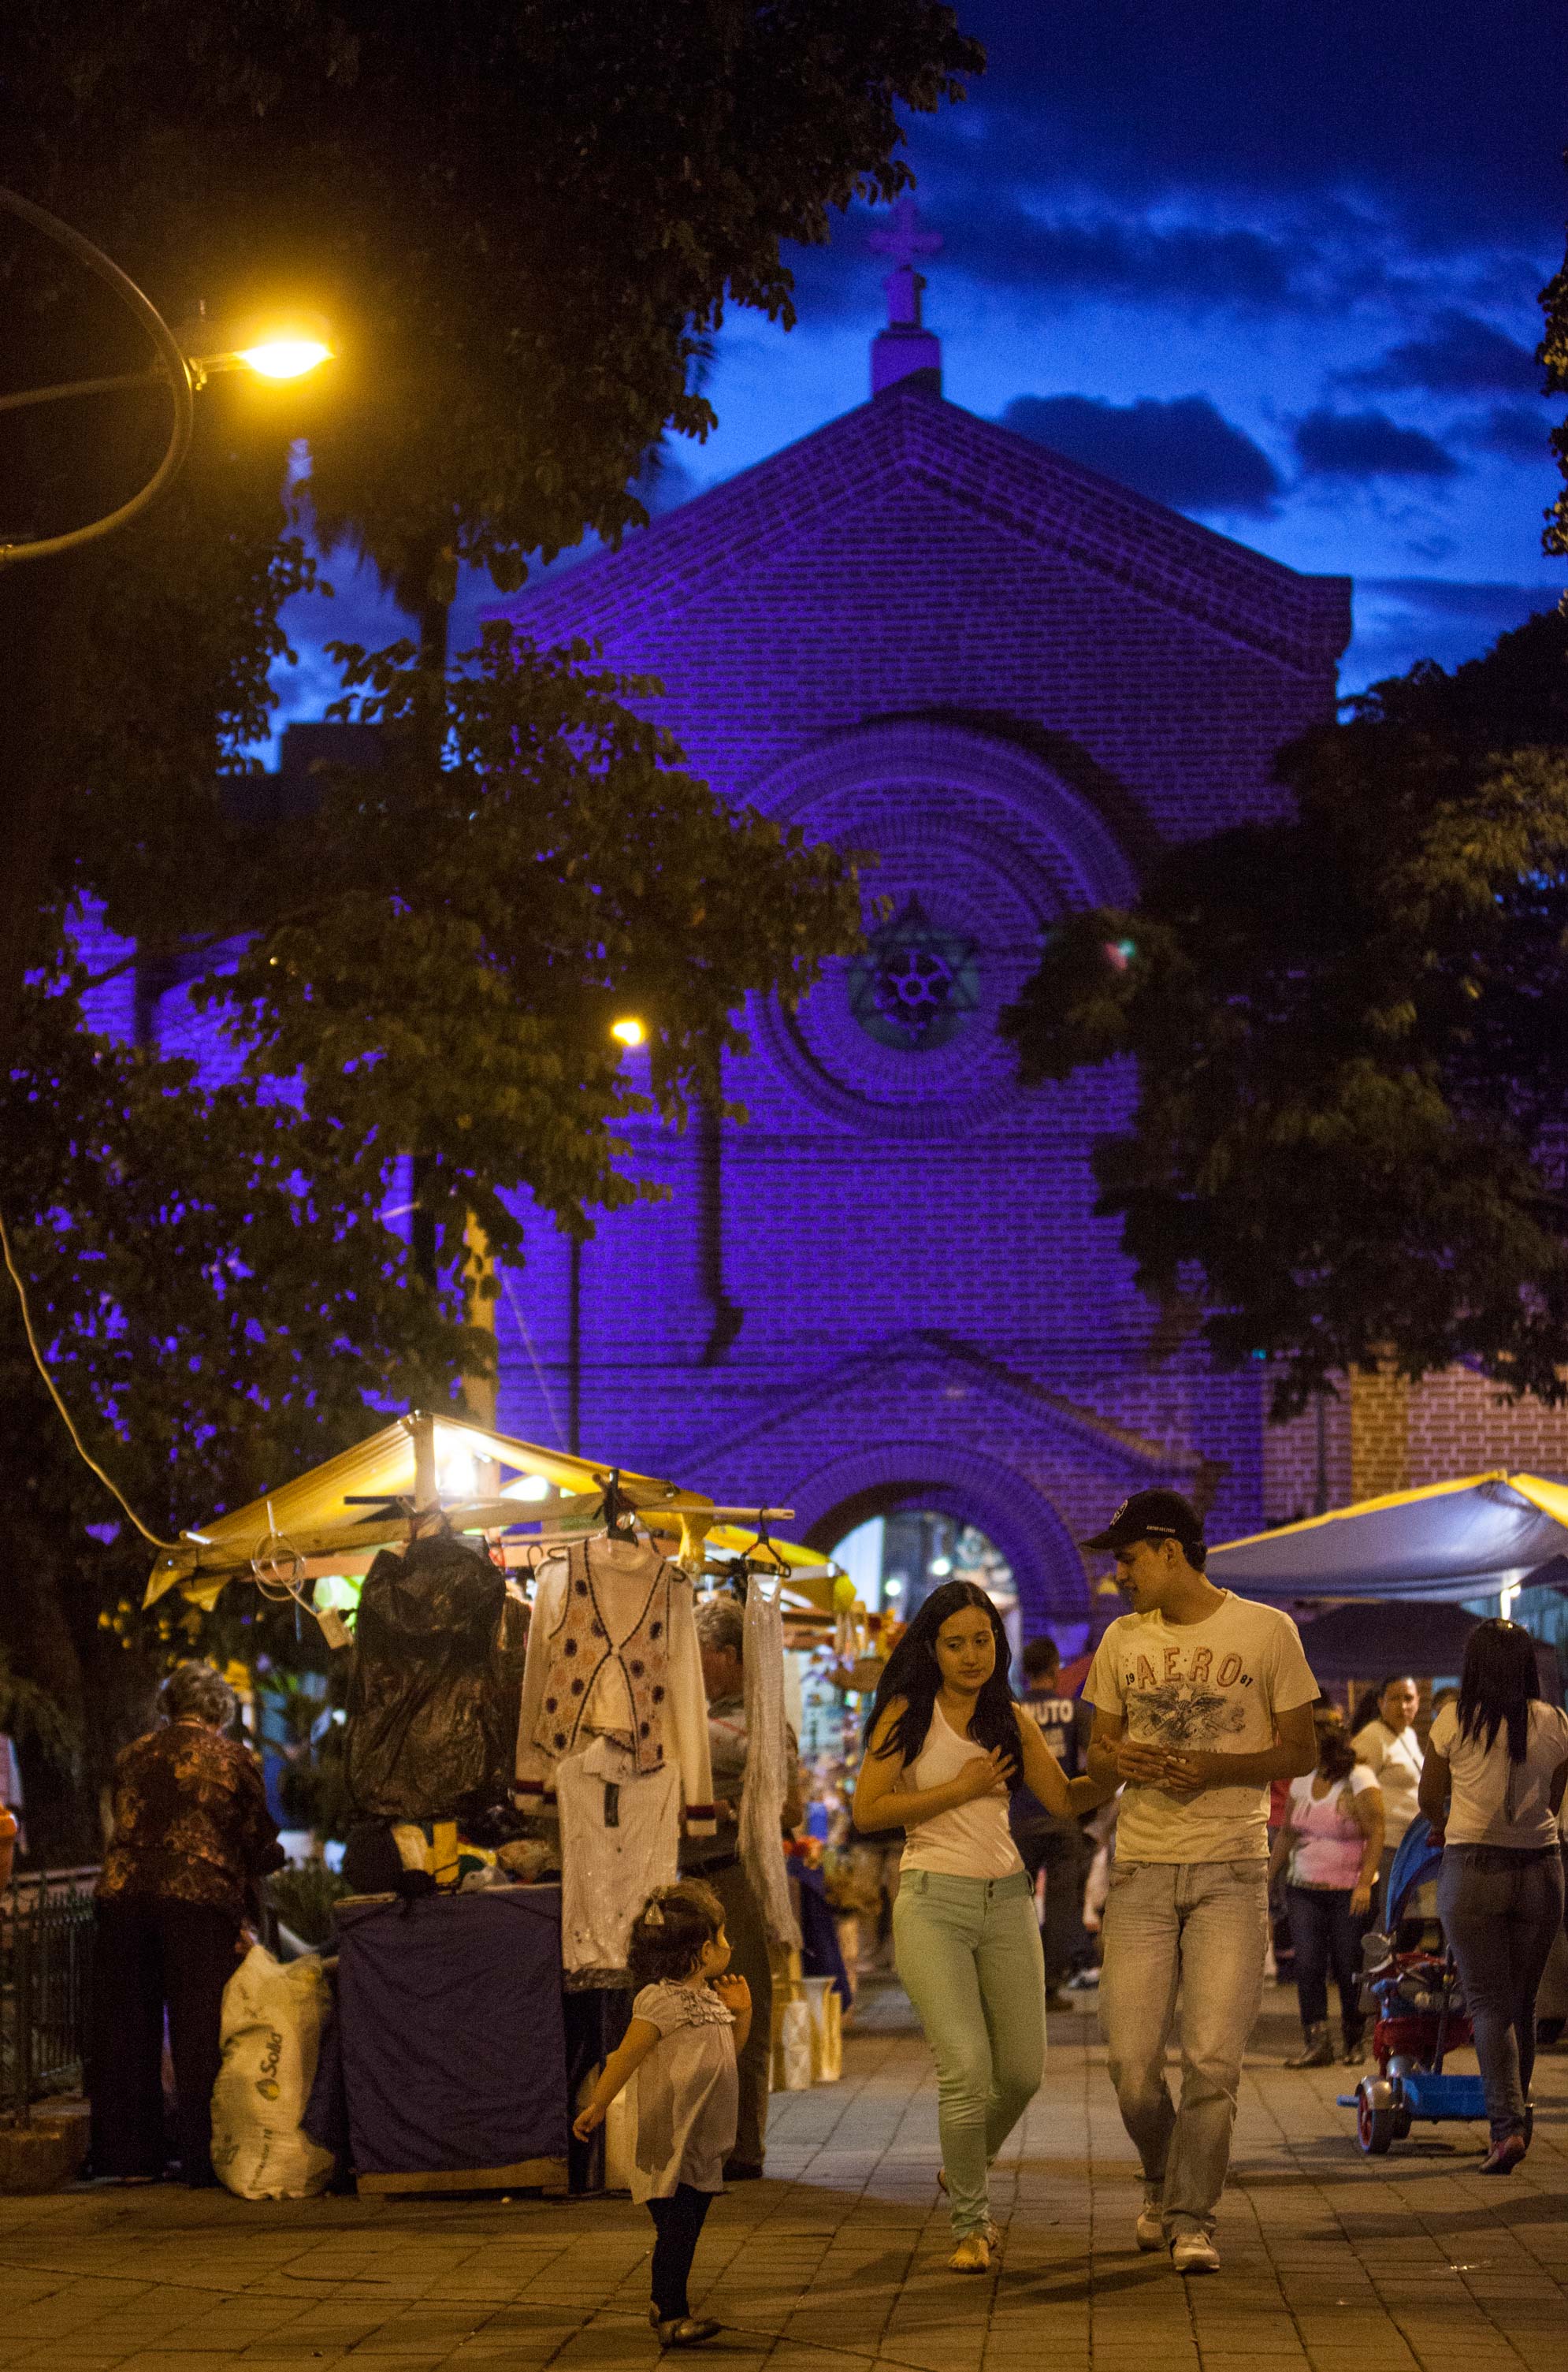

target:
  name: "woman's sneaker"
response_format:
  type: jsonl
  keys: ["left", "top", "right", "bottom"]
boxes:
{"left": 1171, "top": 2232, "right": 1221, "bottom": 2275}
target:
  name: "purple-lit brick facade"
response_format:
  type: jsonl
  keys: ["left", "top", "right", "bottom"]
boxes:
{"left": 488, "top": 379, "right": 1353, "bottom": 1638}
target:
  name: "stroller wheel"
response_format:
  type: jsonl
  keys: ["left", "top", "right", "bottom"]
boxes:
{"left": 1356, "top": 2078, "right": 1395, "bottom": 2155}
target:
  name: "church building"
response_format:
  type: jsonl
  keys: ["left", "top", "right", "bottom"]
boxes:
{"left": 483, "top": 223, "right": 1356, "bottom": 1648}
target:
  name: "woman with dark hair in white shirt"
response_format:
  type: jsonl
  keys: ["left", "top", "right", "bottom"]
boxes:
{"left": 1420, "top": 1620, "right": 1568, "bottom": 2174}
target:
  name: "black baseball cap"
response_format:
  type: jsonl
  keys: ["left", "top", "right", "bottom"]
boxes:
{"left": 1083, "top": 1489, "right": 1206, "bottom": 1556}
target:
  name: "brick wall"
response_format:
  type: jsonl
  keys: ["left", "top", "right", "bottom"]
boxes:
{"left": 487, "top": 381, "right": 1353, "bottom": 1624}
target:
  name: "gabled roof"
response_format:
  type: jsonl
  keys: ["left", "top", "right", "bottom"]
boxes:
{"left": 498, "top": 380, "right": 1351, "bottom": 676}
{"left": 665, "top": 1326, "right": 1217, "bottom": 1485}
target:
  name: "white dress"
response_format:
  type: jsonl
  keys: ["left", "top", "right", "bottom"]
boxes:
{"left": 629, "top": 1980, "right": 738, "bottom": 2202}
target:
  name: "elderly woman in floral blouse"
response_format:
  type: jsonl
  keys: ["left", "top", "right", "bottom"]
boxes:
{"left": 90, "top": 1661, "right": 282, "bottom": 2186}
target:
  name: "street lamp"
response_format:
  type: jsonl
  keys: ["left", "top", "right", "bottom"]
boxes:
{"left": 0, "top": 187, "right": 332, "bottom": 567}
{"left": 610, "top": 1017, "right": 646, "bottom": 1048}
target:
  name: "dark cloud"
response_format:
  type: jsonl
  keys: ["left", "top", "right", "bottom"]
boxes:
{"left": 1458, "top": 402, "right": 1556, "bottom": 462}
{"left": 947, "top": 2, "right": 1566, "bottom": 248}
{"left": 1343, "top": 309, "right": 1544, "bottom": 396}
{"left": 933, "top": 210, "right": 1298, "bottom": 307}
{"left": 1001, "top": 393, "right": 1281, "bottom": 515}
{"left": 1294, "top": 408, "right": 1460, "bottom": 480}
{"left": 1343, "top": 577, "right": 1565, "bottom": 688}
{"left": 787, "top": 204, "right": 1302, "bottom": 320}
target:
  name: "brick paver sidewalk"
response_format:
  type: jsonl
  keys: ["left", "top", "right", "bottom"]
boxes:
{"left": 0, "top": 1987, "right": 1561, "bottom": 2370}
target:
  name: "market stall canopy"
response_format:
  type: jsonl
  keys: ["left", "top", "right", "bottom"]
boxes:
{"left": 1292, "top": 1597, "right": 1563, "bottom": 1701}
{"left": 1207, "top": 1471, "right": 1568, "bottom": 1604}
{"left": 144, "top": 1410, "right": 839, "bottom": 1614}
{"left": 1293, "top": 1599, "right": 1484, "bottom": 1679}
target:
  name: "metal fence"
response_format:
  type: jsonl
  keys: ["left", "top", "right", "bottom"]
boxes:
{"left": 1, "top": 1868, "right": 98, "bottom": 2125}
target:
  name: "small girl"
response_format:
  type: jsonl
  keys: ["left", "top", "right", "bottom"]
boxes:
{"left": 574, "top": 1879, "right": 752, "bottom": 2347}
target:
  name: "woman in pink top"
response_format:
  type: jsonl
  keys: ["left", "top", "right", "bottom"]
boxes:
{"left": 1267, "top": 1703, "right": 1383, "bottom": 2067}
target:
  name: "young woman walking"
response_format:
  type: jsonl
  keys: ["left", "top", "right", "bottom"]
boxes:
{"left": 1419, "top": 1620, "right": 1568, "bottom": 2174}
{"left": 853, "top": 1580, "right": 1106, "bottom": 2273}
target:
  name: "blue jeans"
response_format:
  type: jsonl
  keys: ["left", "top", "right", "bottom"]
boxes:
{"left": 1098, "top": 1859, "right": 1269, "bottom": 2239}
{"left": 892, "top": 1868, "right": 1045, "bottom": 2238}
{"left": 1286, "top": 1884, "right": 1367, "bottom": 2037}
{"left": 1438, "top": 1844, "right": 1565, "bottom": 2142}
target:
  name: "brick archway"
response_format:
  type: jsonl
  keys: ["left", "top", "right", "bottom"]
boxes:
{"left": 790, "top": 1438, "right": 1091, "bottom": 1638}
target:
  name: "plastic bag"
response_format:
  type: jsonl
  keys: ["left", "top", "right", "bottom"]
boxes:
{"left": 771, "top": 1997, "right": 813, "bottom": 2093}
{"left": 344, "top": 1534, "right": 509, "bottom": 1821}
{"left": 210, "top": 1945, "right": 336, "bottom": 2200}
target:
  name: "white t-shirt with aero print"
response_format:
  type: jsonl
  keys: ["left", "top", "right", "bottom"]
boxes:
{"left": 1087, "top": 1591, "right": 1318, "bottom": 1864}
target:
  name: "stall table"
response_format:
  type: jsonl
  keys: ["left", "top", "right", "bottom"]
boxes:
{"left": 333, "top": 1885, "right": 570, "bottom": 2195}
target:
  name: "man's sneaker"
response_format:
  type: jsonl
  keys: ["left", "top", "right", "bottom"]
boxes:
{"left": 1135, "top": 2199, "right": 1165, "bottom": 2251}
{"left": 1171, "top": 2232, "right": 1221, "bottom": 2275}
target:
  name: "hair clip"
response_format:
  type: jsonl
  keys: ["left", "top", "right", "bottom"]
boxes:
{"left": 644, "top": 1899, "right": 665, "bottom": 1927}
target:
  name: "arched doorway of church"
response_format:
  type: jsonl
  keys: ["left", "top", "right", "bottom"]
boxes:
{"left": 801, "top": 1464, "right": 1091, "bottom": 1671}
{"left": 831, "top": 1507, "right": 1023, "bottom": 1668}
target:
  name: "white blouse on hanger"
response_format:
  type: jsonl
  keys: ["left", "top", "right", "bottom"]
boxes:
{"left": 515, "top": 1535, "right": 716, "bottom": 1835}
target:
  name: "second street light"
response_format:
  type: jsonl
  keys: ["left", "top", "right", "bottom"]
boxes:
{"left": 0, "top": 186, "right": 333, "bottom": 567}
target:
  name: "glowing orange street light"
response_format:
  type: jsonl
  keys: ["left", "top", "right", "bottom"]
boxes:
{"left": 0, "top": 186, "right": 333, "bottom": 567}
{"left": 182, "top": 310, "right": 335, "bottom": 386}
{"left": 610, "top": 1017, "right": 646, "bottom": 1049}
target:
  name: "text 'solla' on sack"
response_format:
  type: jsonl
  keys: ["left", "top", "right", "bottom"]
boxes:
{"left": 211, "top": 1945, "right": 336, "bottom": 2200}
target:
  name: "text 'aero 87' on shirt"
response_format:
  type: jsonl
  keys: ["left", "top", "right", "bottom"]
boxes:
{"left": 1086, "top": 1593, "right": 1318, "bottom": 1864}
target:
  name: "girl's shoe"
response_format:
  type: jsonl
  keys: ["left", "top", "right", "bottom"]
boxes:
{"left": 949, "top": 2233, "right": 991, "bottom": 2273}
{"left": 650, "top": 2312, "right": 722, "bottom": 2346}
{"left": 1477, "top": 2134, "right": 1527, "bottom": 2177}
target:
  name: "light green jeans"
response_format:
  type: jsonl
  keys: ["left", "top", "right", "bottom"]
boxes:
{"left": 893, "top": 1868, "right": 1046, "bottom": 2237}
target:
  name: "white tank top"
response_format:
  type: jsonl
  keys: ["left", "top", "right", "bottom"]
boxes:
{"left": 898, "top": 1702, "right": 1025, "bottom": 1879}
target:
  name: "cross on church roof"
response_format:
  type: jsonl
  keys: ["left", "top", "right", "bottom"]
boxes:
{"left": 868, "top": 195, "right": 943, "bottom": 277}
{"left": 867, "top": 198, "right": 944, "bottom": 397}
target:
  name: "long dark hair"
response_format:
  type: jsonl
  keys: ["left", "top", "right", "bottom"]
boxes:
{"left": 1458, "top": 1619, "right": 1538, "bottom": 1764}
{"left": 863, "top": 1580, "right": 1020, "bottom": 1783}
{"left": 1313, "top": 1710, "right": 1357, "bottom": 1784}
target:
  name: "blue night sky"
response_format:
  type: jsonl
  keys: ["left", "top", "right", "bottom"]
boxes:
{"left": 267, "top": 1, "right": 1567, "bottom": 752}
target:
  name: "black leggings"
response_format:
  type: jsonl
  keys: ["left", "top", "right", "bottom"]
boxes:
{"left": 648, "top": 2184, "right": 714, "bottom": 2320}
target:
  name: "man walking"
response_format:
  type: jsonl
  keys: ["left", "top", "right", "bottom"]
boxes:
{"left": 1084, "top": 1490, "right": 1317, "bottom": 2274}
{"left": 1011, "top": 1634, "right": 1095, "bottom": 2007}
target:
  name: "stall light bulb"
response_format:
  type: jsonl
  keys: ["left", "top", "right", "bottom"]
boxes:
{"left": 611, "top": 1017, "right": 645, "bottom": 1048}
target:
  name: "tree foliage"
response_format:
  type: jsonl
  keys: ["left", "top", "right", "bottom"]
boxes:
{"left": 199, "top": 625, "right": 862, "bottom": 1270}
{"left": 0, "top": 2, "right": 980, "bottom": 1829}
{"left": 1003, "top": 613, "right": 1568, "bottom": 1418}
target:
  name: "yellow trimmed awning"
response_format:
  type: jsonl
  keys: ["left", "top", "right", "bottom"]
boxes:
{"left": 1207, "top": 1470, "right": 1568, "bottom": 1603}
{"left": 145, "top": 1410, "right": 840, "bottom": 1614}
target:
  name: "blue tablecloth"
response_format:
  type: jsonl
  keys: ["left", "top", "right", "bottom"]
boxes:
{"left": 331, "top": 1886, "right": 568, "bottom": 2178}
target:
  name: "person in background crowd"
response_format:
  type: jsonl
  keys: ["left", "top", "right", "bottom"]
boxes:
{"left": 0, "top": 1731, "right": 25, "bottom": 1861}
{"left": 1084, "top": 1489, "right": 1317, "bottom": 2277}
{"left": 854, "top": 1579, "right": 1111, "bottom": 2276}
{"left": 1269, "top": 1701, "right": 1383, "bottom": 2067}
{"left": 89, "top": 1661, "right": 283, "bottom": 2186}
{"left": 1010, "top": 1634, "right": 1095, "bottom": 2008}
{"left": 1351, "top": 1675, "right": 1423, "bottom": 1914}
{"left": 680, "top": 1596, "right": 803, "bottom": 2181}
{"left": 1419, "top": 1620, "right": 1568, "bottom": 2173}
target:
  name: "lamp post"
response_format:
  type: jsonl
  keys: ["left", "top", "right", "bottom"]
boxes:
{"left": 0, "top": 186, "right": 332, "bottom": 567}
